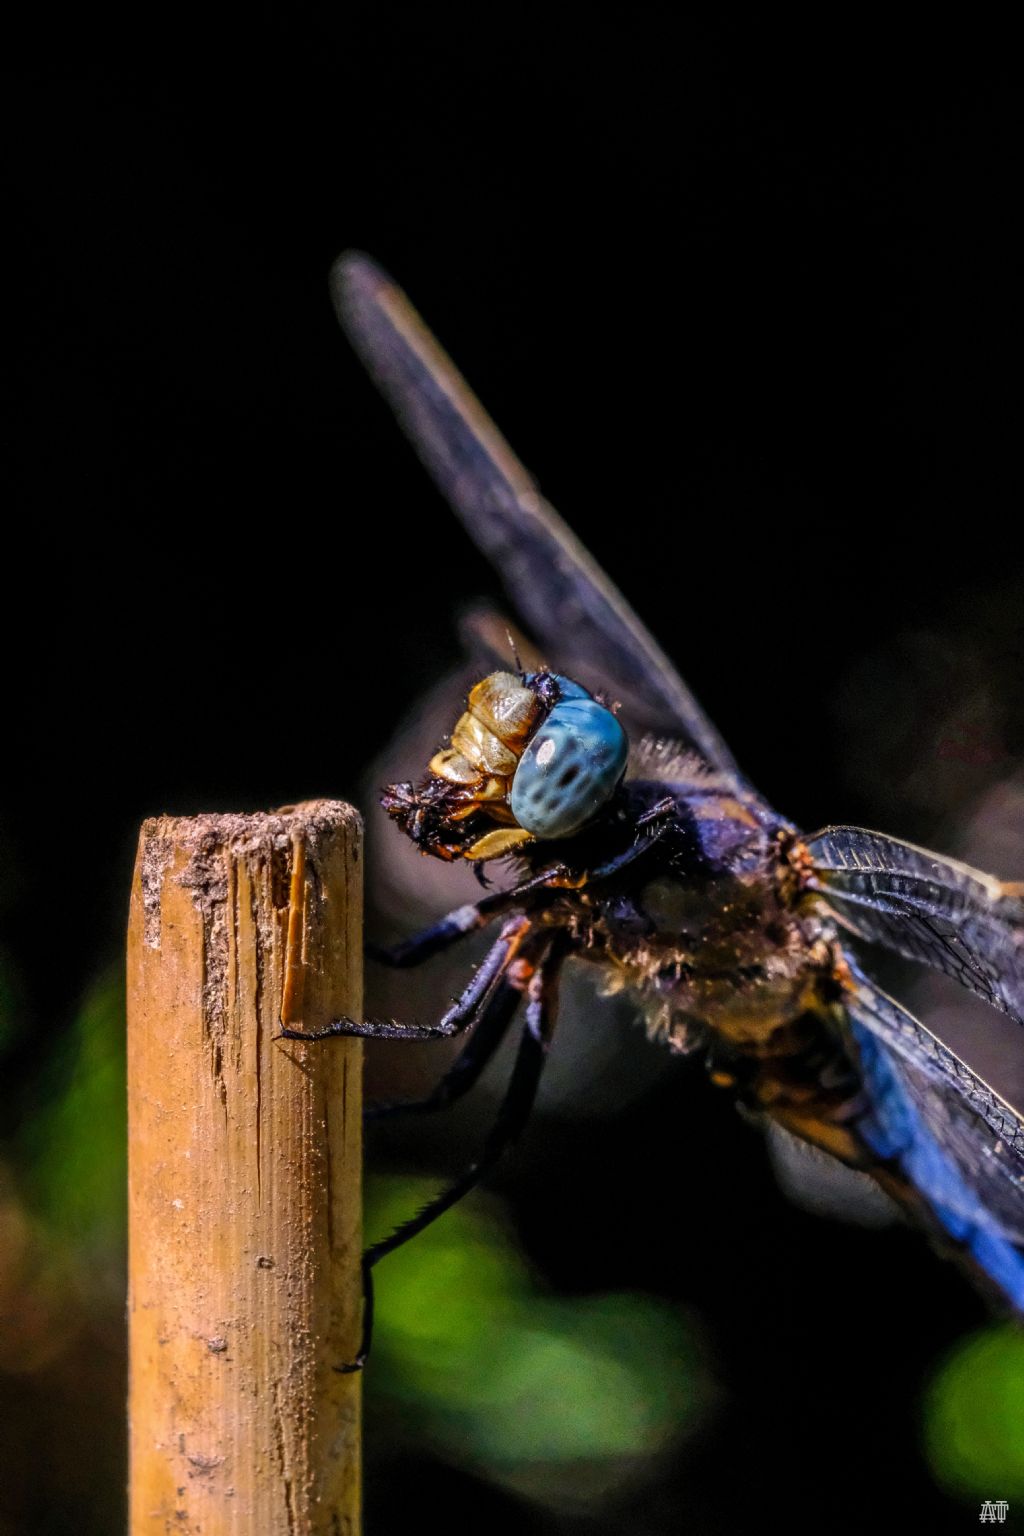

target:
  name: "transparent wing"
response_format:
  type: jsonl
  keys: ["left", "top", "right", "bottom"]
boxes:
{"left": 331, "top": 251, "right": 752, "bottom": 791}
{"left": 765, "top": 1121, "right": 899, "bottom": 1227}
{"left": 843, "top": 958, "right": 1024, "bottom": 1246}
{"left": 808, "top": 826, "right": 1024, "bottom": 1026}
{"left": 457, "top": 603, "right": 548, "bottom": 678}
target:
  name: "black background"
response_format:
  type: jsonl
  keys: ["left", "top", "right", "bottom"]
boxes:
{"left": 4, "top": 15, "right": 1021, "bottom": 1534}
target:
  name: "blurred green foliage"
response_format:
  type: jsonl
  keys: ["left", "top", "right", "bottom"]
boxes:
{"left": 9, "top": 964, "right": 1023, "bottom": 1525}
{"left": 18, "top": 969, "right": 126, "bottom": 1263}
{"left": 366, "top": 1175, "right": 713, "bottom": 1510}
{"left": 923, "top": 1324, "right": 1024, "bottom": 1501}
{"left": 0, "top": 970, "right": 128, "bottom": 1534}
{"left": 1, "top": 972, "right": 714, "bottom": 1521}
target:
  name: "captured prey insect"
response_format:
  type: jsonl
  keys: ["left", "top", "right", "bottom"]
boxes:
{"left": 286, "top": 251, "right": 1024, "bottom": 1367}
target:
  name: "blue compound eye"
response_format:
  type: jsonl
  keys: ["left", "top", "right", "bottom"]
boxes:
{"left": 510, "top": 699, "right": 628, "bottom": 839}
{"left": 547, "top": 674, "right": 592, "bottom": 702}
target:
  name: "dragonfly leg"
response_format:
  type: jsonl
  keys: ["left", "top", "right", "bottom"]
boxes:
{"left": 536, "top": 818, "right": 672, "bottom": 892}
{"left": 368, "top": 818, "right": 668, "bottom": 977}
{"left": 588, "top": 819, "right": 671, "bottom": 880}
{"left": 368, "top": 859, "right": 585, "bottom": 966}
{"left": 279, "top": 915, "right": 531, "bottom": 1043}
{"left": 365, "top": 971, "right": 523, "bottom": 1120}
{"left": 335, "top": 1255, "right": 374, "bottom": 1375}
{"left": 368, "top": 893, "right": 514, "bottom": 968}
{"left": 341, "top": 935, "right": 565, "bottom": 1369}
{"left": 367, "top": 938, "right": 562, "bottom": 1254}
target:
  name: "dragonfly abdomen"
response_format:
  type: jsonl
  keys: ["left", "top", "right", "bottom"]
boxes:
{"left": 698, "top": 985, "right": 877, "bottom": 1168}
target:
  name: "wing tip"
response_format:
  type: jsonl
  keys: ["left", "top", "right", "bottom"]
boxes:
{"left": 329, "top": 248, "right": 392, "bottom": 325}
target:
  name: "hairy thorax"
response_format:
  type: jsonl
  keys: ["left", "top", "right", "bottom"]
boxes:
{"left": 568, "top": 784, "right": 839, "bottom": 1056}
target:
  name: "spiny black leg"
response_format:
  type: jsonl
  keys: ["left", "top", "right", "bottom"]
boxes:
{"left": 368, "top": 872, "right": 567, "bottom": 969}
{"left": 278, "top": 914, "right": 530, "bottom": 1044}
{"left": 365, "top": 936, "right": 564, "bottom": 1268}
{"left": 578, "top": 820, "right": 672, "bottom": 882}
{"left": 369, "top": 820, "right": 672, "bottom": 978}
{"left": 278, "top": 1017, "right": 444, "bottom": 1043}
{"left": 636, "top": 796, "right": 677, "bottom": 827}
{"left": 490, "top": 822, "right": 669, "bottom": 899}
{"left": 340, "top": 973, "right": 521, "bottom": 1367}
{"left": 335, "top": 1255, "right": 374, "bottom": 1374}
{"left": 366, "top": 973, "right": 522, "bottom": 1121}
{"left": 338, "top": 936, "right": 564, "bottom": 1371}
{"left": 367, "top": 900, "right": 498, "bottom": 969}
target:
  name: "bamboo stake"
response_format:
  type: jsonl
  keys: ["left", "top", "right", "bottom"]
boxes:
{"left": 127, "top": 801, "right": 362, "bottom": 1535}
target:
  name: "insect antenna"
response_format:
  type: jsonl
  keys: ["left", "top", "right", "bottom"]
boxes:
{"left": 505, "top": 625, "right": 525, "bottom": 680}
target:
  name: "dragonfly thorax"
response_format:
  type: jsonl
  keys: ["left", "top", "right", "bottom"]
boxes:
{"left": 578, "top": 794, "right": 838, "bottom": 1054}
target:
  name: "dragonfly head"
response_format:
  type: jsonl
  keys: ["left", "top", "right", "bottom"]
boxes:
{"left": 382, "top": 670, "right": 629, "bottom": 861}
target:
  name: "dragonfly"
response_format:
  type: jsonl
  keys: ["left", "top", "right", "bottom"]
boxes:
{"left": 286, "top": 251, "right": 1024, "bottom": 1365}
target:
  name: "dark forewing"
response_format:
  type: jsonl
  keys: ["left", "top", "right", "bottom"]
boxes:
{"left": 844, "top": 958, "right": 1024, "bottom": 1245}
{"left": 331, "top": 252, "right": 750, "bottom": 790}
{"left": 808, "top": 826, "right": 1024, "bottom": 1026}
